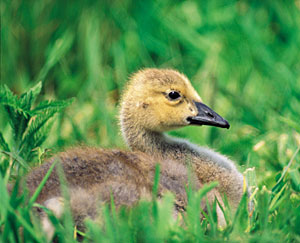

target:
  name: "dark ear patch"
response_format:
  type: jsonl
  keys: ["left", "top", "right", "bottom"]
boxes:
{"left": 142, "top": 103, "right": 149, "bottom": 109}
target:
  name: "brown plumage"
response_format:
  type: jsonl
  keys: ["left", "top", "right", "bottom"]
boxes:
{"left": 24, "top": 68, "right": 245, "bottom": 237}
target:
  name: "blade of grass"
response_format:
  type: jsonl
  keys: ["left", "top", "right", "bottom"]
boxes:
{"left": 269, "top": 183, "right": 288, "bottom": 212}
{"left": 28, "top": 159, "right": 59, "bottom": 206}
{"left": 273, "top": 144, "right": 300, "bottom": 191}
{"left": 152, "top": 163, "right": 160, "bottom": 200}
{"left": 6, "top": 204, "right": 42, "bottom": 241}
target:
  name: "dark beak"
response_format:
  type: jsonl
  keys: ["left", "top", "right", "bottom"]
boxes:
{"left": 187, "top": 101, "right": 230, "bottom": 129}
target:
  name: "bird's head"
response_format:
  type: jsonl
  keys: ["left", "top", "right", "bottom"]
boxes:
{"left": 120, "top": 68, "right": 229, "bottom": 133}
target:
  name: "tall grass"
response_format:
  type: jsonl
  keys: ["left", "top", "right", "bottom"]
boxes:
{"left": 1, "top": 0, "right": 300, "bottom": 242}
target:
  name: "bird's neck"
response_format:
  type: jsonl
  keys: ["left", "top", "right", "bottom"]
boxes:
{"left": 121, "top": 118, "right": 194, "bottom": 161}
{"left": 122, "top": 127, "right": 162, "bottom": 153}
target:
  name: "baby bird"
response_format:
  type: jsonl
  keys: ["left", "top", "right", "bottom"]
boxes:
{"left": 120, "top": 68, "right": 244, "bottom": 218}
{"left": 25, "top": 68, "right": 245, "bottom": 237}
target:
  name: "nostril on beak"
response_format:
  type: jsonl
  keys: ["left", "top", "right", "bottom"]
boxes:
{"left": 206, "top": 111, "right": 214, "bottom": 118}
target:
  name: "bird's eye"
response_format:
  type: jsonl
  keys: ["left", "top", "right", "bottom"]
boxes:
{"left": 168, "top": 91, "right": 181, "bottom": 100}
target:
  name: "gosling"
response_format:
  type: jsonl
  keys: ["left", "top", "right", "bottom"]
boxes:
{"left": 24, "top": 68, "right": 245, "bottom": 234}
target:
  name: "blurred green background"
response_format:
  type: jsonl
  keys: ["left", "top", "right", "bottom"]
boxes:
{"left": 1, "top": 0, "right": 300, "bottom": 187}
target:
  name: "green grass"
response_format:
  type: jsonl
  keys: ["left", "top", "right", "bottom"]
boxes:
{"left": 1, "top": 0, "right": 300, "bottom": 242}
